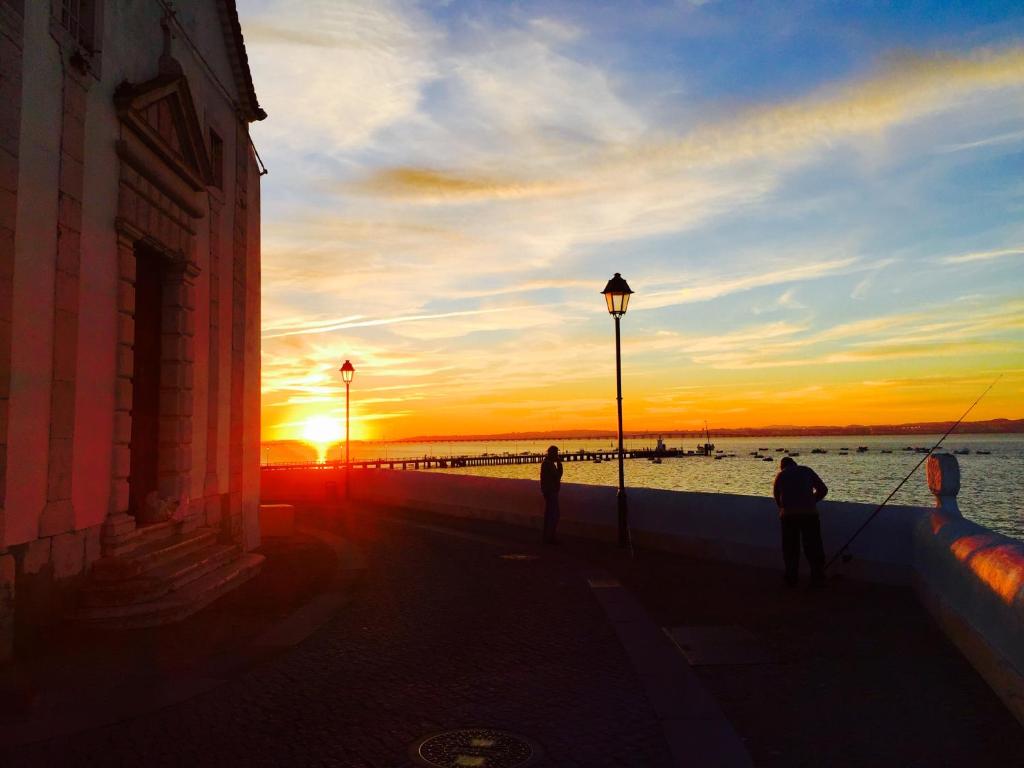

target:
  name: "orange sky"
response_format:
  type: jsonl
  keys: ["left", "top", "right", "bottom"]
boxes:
{"left": 244, "top": 4, "right": 1024, "bottom": 444}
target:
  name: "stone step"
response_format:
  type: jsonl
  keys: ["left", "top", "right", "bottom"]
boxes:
{"left": 103, "top": 518, "right": 183, "bottom": 558}
{"left": 91, "top": 528, "right": 219, "bottom": 582}
{"left": 83, "top": 544, "right": 241, "bottom": 606}
{"left": 73, "top": 553, "right": 265, "bottom": 630}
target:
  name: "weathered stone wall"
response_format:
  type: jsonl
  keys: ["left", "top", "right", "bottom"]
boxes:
{"left": 0, "top": 0, "right": 22, "bottom": 657}
{"left": 0, "top": 0, "right": 263, "bottom": 658}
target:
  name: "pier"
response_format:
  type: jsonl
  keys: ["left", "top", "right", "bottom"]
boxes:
{"left": 262, "top": 447, "right": 695, "bottom": 472}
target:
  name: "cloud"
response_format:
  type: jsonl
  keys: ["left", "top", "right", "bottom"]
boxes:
{"left": 262, "top": 307, "right": 518, "bottom": 339}
{"left": 357, "top": 167, "right": 577, "bottom": 200}
{"left": 937, "top": 129, "right": 1024, "bottom": 153}
{"left": 245, "top": 0, "right": 438, "bottom": 149}
{"left": 640, "top": 257, "right": 859, "bottom": 309}
{"left": 941, "top": 247, "right": 1024, "bottom": 264}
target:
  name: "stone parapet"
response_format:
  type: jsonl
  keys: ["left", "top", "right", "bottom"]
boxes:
{"left": 914, "top": 508, "right": 1024, "bottom": 727}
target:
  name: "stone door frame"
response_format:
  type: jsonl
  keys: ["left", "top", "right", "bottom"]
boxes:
{"left": 102, "top": 66, "right": 210, "bottom": 555}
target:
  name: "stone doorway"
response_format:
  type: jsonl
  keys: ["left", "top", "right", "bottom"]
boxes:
{"left": 128, "top": 242, "right": 165, "bottom": 518}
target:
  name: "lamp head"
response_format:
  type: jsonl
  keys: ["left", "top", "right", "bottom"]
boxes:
{"left": 601, "top": 272, "right": 634, "bottom": 317}
{"left": 340, "top": 359, "right": 355, "bottom": 383}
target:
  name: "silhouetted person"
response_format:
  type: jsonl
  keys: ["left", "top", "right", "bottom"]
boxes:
{"left": 773, "top": 456, "right": 828, "bottom": 586}
{"left": 540, "top": 445, "right": 563, "bottom": 544}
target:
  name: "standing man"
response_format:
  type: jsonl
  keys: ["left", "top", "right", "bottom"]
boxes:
{"left": 540, "top": 445, "right": 564, "bottom": 544}
{"left": 773, "top": 456, "right": 828, "bottom": 586}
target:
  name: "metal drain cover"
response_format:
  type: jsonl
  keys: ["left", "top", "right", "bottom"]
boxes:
{"left": 411, "top": 728, "right": 541, "bottom": 768}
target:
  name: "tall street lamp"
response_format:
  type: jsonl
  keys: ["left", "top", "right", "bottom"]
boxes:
{"left": 340, "top": 359, "right": 355, "bottom": 499}
{"left": 602, "top": 273, "right": 634, "bottom": 548}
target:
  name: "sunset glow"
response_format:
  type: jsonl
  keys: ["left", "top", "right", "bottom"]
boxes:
{"left": 303, "top": 415, "right": 343, "bottom": 447}
{"left": 244, "top": 1, "right": 1024, "bottom": 441}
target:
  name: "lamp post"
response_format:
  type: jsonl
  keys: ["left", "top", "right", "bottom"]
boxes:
{"left": 601, "top": 273, "right": 634, "bottom": 548}
{"left": 340, "top": 360, "right": 355, "bottom": 499}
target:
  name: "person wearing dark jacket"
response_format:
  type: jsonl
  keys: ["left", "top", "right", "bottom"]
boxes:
{"left": 773, "top": 456, "right": 828, "bottom": 586}
{"left": 540, "top": 445, "right": 563, "bottom": 544}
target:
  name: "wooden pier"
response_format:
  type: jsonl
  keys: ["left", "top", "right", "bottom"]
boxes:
{"left": 261, "top": 447, "right": 702, "bottom": 472}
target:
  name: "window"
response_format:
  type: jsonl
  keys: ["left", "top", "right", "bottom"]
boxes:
{"left": 209, "top": 129, "right": 224, "bottom": 189}
{"left": 55, "top": 0, "right": 99, "bottom": 52}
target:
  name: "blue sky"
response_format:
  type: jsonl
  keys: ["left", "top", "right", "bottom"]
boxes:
{"left": 239, "top": 0, "right": 1024, "bottom": 440}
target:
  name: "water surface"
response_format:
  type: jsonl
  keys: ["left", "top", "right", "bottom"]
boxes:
{"left": 362, "top": 434, "right": 1024, "bottom": 540}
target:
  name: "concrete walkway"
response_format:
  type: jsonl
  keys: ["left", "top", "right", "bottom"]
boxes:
{"left": 5, "top": 503, "right": 1019, "bottom": 766}
{"left": 1, "top": 506, "right": 721, "bottom": 767}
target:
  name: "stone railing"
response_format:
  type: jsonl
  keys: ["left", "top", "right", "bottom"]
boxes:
{"left": 913, "top": 453, "right": 1024, "bottom": 725}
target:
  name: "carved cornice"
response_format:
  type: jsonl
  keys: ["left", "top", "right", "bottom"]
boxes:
{"left": 116, "top": 139, "right": 204, "bottom": 219}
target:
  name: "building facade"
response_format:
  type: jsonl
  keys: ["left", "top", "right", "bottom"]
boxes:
{"left": 0, "top": 0, "right": 264, "bottom": 655}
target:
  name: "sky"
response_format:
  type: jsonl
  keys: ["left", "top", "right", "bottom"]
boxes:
{"left": 238, "top": 0, "right": 1024, "bottom": 443}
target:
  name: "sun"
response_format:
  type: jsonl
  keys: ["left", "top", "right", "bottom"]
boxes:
{"left": 303, "top": 415, "right": 343, "bottom": 446}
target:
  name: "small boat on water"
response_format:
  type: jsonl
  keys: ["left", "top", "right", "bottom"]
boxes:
{"left": 762, "top": 457, "right": 773, "bottom": 462}
{"left": 592, "top": 457, "right": 602, "bottom": 464}
{"left": 977, "top": 450, "right": 991, "bottom": 455}
{"left": 776, "top": 448, "right": 786, "bottom": 452}
{"left": 953, "top": 448, "right": 970, "bottom": 455}
{"left": 881, "top": 449, "right": 893, "bottom": 454}
{"left": 811, "top": 448, "right": 827, "bottom": 454}
{"left": 857, "top": 446, "right": 868, "bottom": 453}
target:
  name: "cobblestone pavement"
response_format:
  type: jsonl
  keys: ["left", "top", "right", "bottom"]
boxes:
{"left": 3, "top": 510, "right": 673, "bottom": 767}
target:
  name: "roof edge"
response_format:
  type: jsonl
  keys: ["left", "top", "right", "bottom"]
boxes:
{"left": 217, "top": 0, "right": 266, "bottom": 122}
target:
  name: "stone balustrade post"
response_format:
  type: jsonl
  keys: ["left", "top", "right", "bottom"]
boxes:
{"left": 926, "top": 453, "right": 961, "bottom": 516}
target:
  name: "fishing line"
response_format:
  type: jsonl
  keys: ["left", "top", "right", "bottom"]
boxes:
{"left": 824, "top": 374, "right": 1002, "bottom": 572}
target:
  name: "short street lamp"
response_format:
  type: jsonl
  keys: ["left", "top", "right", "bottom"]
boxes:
{"left": 340, "top": 360, "right": 355, "bottom": 499}
{"left": 601, "top": 273, "right": 634, "bottom": 548}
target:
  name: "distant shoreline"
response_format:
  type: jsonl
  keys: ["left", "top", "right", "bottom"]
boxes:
{"left": 262, "top": 419, "right": 1022, "bottom": 448}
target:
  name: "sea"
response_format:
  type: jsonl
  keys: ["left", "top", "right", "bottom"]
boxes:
{"left": 351, "top": 434, "right": 1024, "bottom": 540}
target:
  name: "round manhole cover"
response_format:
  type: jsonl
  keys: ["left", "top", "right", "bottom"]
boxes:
{"left": 411, "top": 728, "right": 541, "bottom": 768}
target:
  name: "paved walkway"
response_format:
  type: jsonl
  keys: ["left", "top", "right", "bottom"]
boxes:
{"left": 5, "top": 504, "right": 1021, "bottom": 767}
{"left": 1, "top": 508, "right": 693, "bottom": 767}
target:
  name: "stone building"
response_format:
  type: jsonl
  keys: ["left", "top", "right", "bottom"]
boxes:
{"left": 0, "top": 0, "right": 265, "bottom": 656}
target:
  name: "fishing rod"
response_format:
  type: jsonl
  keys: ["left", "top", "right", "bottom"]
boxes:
{"left": 825, "top": 374, "right": 1002, "bottom": 571}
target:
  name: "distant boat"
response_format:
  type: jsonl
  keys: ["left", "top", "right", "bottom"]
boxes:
{"left": 977, "top": 450, "right": 991, "bottom": 455}
{"left": 759, "top": 447, "right": 769, "bottom": 451}
{"left": 592, "top": 457, "right": 602, "bottom": 463}
{"left": 776, "top": 448, "right": 786, "bottom": 452}
{"left": 698, "top": 421, "right": 715, "bottom": 456}
{"left": 762, "top": 457, "right": 773, "bottom": 462}
{"left": 881, "top": 449, "right": 893, "bottom": 454}
{"left": 811, "top": 448, "right": 827, "bottom": 454}
{"left": 857, "top": 446, "right": 868, "bottom": 453}
{"left": 953, "top": 448, "right": 970, "bottom": 455}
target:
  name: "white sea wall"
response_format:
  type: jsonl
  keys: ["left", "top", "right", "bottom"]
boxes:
{"left": 913, "top": 510, "right": 1024, "bottom": 725}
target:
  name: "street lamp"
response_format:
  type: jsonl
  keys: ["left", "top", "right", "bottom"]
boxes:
{"left": 340, "top": 360, "right": 355, "bottom": 499}
{"left": 601, "top": 273, "right": 633, "bottom": 548}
